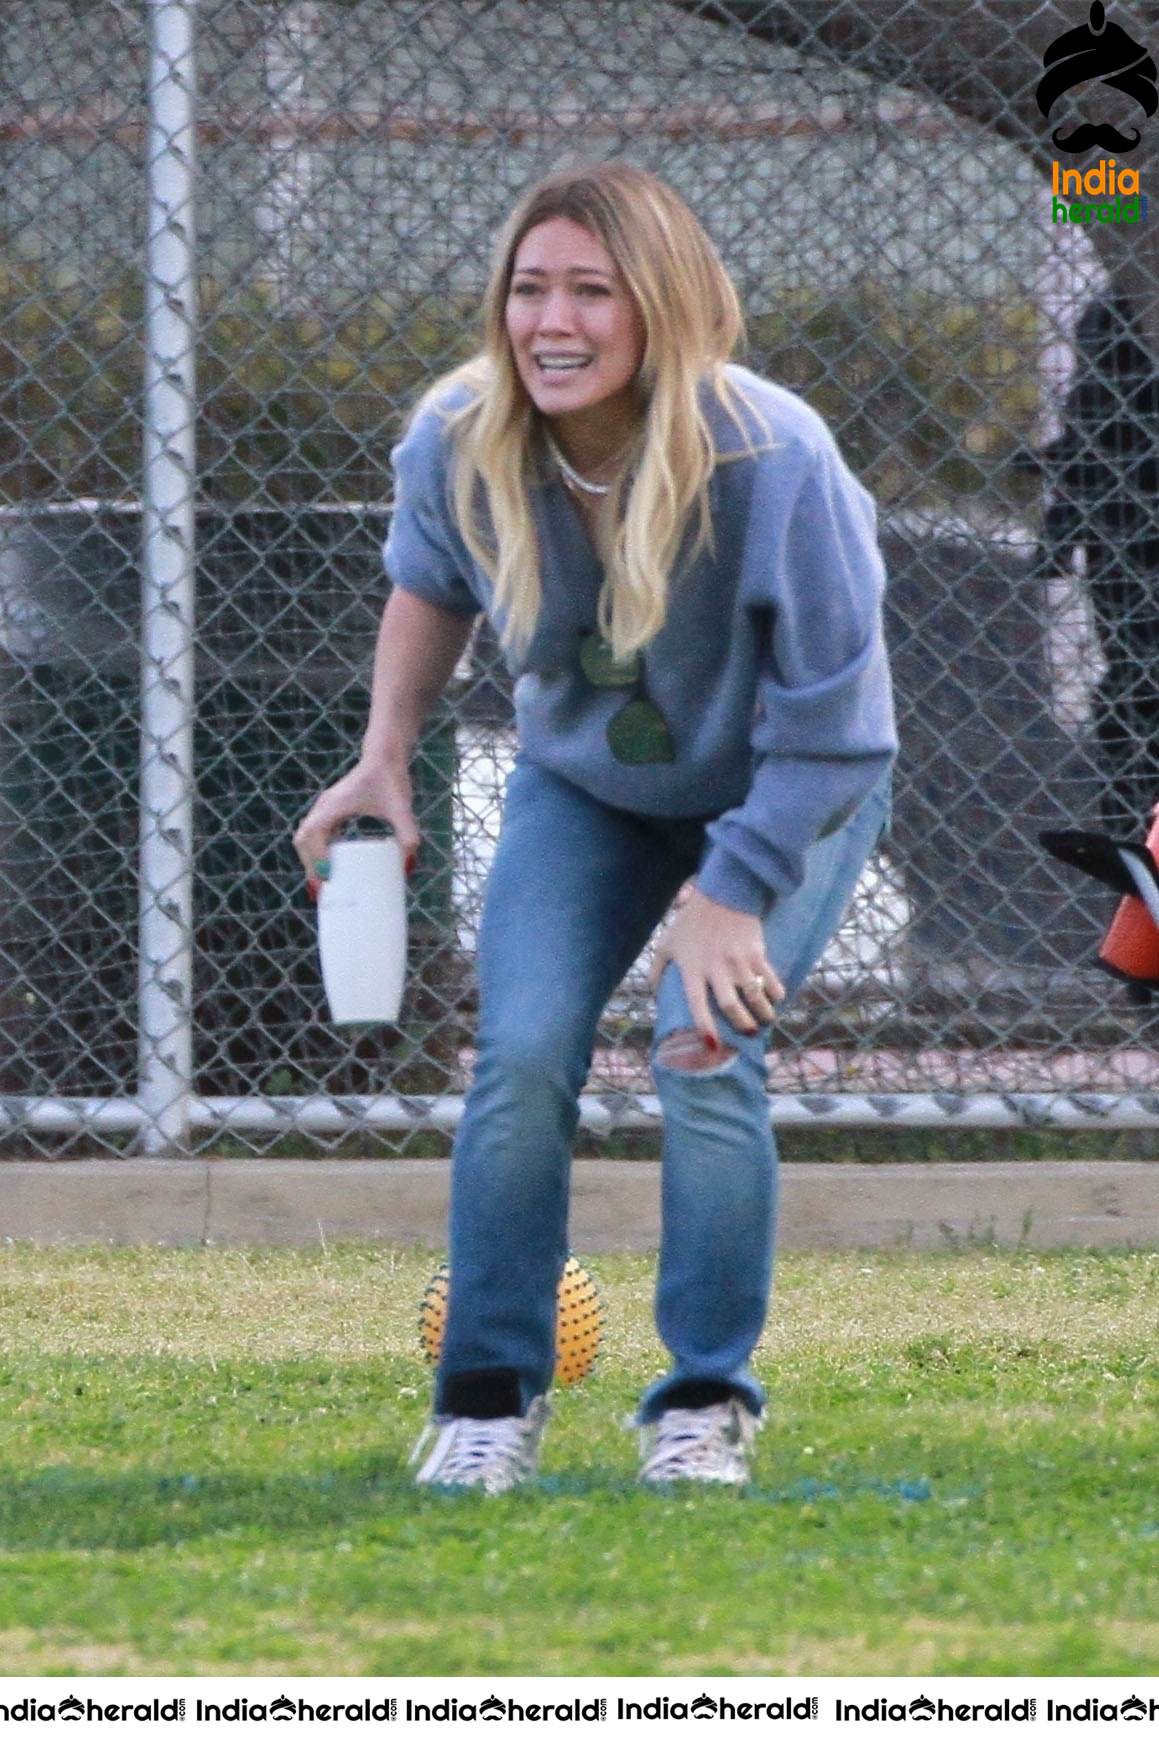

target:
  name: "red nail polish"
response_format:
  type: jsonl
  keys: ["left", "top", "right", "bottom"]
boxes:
{"left": 307, "top": 876, "right": 320, "bottom": 903}
{"left": 405, "top": 850, "right": 418, "bottom": 878}
{"left": 704, "top": 1033, "right": 719, "bottom": 1052}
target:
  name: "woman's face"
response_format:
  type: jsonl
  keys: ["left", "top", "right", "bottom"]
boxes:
{"left": 505, "top": 217, "right": 646, "bottom": 438}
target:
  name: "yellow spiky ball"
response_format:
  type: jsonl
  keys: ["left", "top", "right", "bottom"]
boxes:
{"left": 418, "top": 1254, "right": 604, "bottom": 1386}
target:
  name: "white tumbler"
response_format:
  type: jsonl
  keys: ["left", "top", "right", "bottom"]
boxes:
{"left": 317, "top": 837, "right": 407, "bottom": 1024}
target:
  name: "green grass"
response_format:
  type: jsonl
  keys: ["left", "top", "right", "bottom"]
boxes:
{"left": 0, "top": 1244, "right": 1156, "bottom": 1676}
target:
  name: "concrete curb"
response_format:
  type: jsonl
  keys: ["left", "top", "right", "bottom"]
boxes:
{"left": 1, "top": 1159, "right": 1157, "bottom": 1250}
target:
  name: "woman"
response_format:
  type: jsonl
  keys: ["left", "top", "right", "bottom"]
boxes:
{"left": 293, "top": 162, "right": 896, "bottom": 1492}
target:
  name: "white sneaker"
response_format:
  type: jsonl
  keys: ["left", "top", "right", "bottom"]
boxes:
{"left": 410, "top": 1396, "right": 549, "bottom": 1494}
{"left": 637, "top": 1398, "right": 762, "bottom": 1488}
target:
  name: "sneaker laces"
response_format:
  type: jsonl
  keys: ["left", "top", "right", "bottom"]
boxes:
{"left": 636, "top": 1401, "right": 761, "bottom": 1483}
{"left": 410, "top": 1398, "right": 547, "bottom": 1488}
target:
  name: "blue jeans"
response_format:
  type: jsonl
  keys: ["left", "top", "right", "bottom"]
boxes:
{"left": 435, "top": 755, "right": 890, "bottom": 1424}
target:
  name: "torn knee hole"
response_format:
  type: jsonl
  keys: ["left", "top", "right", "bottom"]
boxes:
{"left": 654, "top": 1028, "right": 739, "bottom": 1072}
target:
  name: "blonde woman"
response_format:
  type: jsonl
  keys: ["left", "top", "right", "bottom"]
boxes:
{"left": 293, "top": 163, "right": 896, "bottom": 1491}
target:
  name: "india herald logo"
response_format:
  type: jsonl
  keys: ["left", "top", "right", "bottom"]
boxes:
{"left": 1037, "top": 2, "right": 1158, "bottom": 153}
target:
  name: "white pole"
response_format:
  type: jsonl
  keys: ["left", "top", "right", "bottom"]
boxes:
{"left": 4, "top": 1093, "right": 1159, "bottom": 1137}
{"left": 139, "top": 0, "right": 198, "bottom": 1155}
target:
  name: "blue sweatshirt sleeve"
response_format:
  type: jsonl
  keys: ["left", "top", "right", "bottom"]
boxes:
{"left": 695, "top": 438, "right": 897, "bottom": 916}
{"left": 381, "top": 403, "right": 481, "bottom": 619}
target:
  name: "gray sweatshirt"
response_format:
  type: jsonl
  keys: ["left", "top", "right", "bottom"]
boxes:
{"left": 382, "top": 363, "right": 897, "bottom": 916}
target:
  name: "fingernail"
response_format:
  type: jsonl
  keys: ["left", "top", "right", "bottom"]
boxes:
{"left": 704, "top": 1033, "right": 719, "bottom": 1051}
{"left": 313, "top": 858, "right": 331, "bottom": 880}
{"left": 307, "top": 876, "right": 321, "bottom": 903}
{"left": 405, "top": 850, "right": 418, "bottom": 878}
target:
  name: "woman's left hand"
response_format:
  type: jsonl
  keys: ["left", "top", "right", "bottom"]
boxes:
{"left": 648, "top": 885, "right": 784, "bottom": 1048}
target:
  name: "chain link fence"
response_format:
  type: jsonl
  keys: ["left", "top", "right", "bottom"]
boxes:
{"left": 3, "top": 0, "right": 1159, "bottom": 1156}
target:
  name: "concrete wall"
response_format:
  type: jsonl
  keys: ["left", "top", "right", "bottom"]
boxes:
{"left": 3, "top": 1160, "right": 1157, "bottom": 1249}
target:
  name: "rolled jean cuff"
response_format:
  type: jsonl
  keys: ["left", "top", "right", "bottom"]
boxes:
{"left": 633, "top": 1368, "right": 767, "bottom": 1426}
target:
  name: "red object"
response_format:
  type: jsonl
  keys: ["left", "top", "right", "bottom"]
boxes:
{"left": 1099, "top": 809, "right": 1159, "bottom": 983}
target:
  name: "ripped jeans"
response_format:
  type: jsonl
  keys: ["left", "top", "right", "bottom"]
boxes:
{"left": 435, "top": 755, "right": 891, "bottom": 1423}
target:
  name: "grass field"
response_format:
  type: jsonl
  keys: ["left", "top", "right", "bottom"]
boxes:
{"left": 0, "top": 1243, "right": 1155, "bottom": 1677}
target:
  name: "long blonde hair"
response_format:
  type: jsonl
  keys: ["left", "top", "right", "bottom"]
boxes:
{"left": 413, "top": 162, "right": 765, "bottom": 664}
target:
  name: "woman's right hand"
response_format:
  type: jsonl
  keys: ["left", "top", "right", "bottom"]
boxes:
{"left": 292, "top": 757, "right": 420, "bottom": 900}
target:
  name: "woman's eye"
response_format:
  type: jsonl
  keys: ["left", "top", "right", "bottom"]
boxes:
{"left": 510, "top": 281, "right": 611, "bottom": 296}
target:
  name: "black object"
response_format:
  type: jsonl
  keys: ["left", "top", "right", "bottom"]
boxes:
{"left": 1030, "top": 295, "right": 1159, "bottom": 837}
{"left": 1040, "top": 826, "right": 1159, "bottom": 920}
{"left": 442, "top": 1368, "right": 524, "bottom": 1419}
{"left": 882, "top": 520, "right": 1102, "bottom": 971}
{"left": 1040, "top": 826, "right": 1159, "bottom": 991}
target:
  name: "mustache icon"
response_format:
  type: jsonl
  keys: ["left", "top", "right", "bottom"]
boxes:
{"left": 1037, "top": 1, "right": 1157, "bottom": 155}
{"left": 1053, "top": 120, "right": 1143, "bottom": 151}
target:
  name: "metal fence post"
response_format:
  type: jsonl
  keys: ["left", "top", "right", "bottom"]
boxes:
{"left": 139, "top": 0, "right": 198, "bottom": 1155}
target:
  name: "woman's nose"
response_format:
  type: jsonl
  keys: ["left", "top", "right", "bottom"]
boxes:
{"left": 537, "top": 291, "right": 575, "bottom": 332}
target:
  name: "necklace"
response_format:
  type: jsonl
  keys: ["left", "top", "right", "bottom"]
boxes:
{"left": 546, "top": 433, "right": 631, "bottom": 497}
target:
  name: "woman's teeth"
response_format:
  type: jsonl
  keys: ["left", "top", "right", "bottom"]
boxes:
{"left": 537, "top": 356, "right": 591, "bottom": 372}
